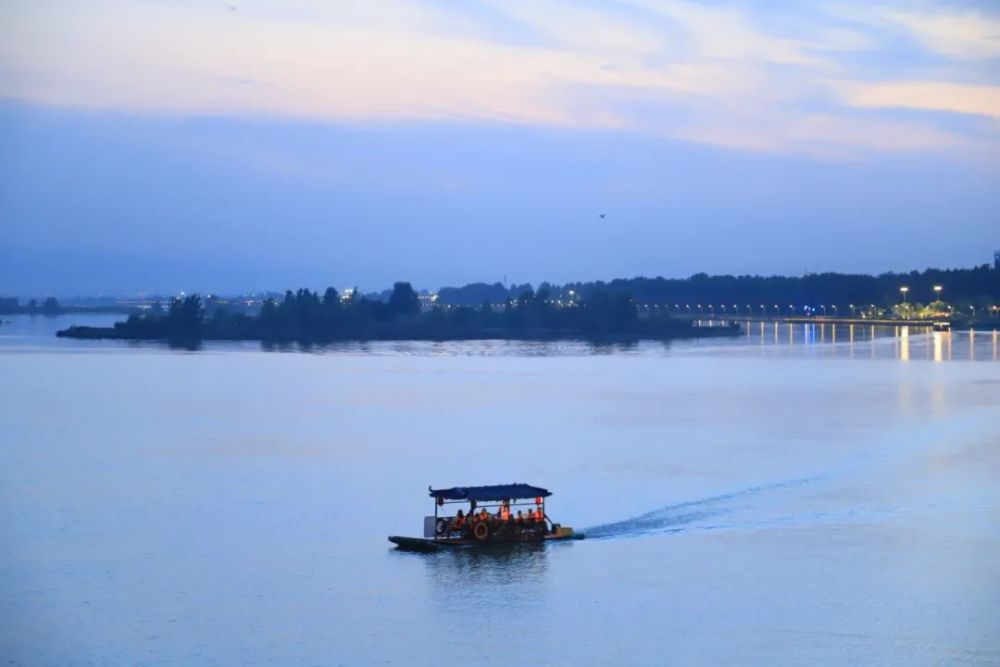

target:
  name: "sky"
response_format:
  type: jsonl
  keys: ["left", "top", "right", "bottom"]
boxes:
{"left": 1, "top": 0, "right": 998, "bottom": 296}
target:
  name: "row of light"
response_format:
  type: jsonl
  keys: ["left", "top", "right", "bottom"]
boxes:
{"left": 899, "top": 285, "right": 944, "bottom": 300}
{"left": 640, "top": 304, "right": 850, "bottom": 314}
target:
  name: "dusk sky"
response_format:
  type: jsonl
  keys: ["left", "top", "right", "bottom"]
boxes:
{"left": 2, "top": 0, "right": 998, "bottom": 295}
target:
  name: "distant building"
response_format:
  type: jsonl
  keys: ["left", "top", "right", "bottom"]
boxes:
{"left": 418, "top": 293, "right": 438, "bottom": 312}
{"left": 995, "top": 250, "right": 1000, "bottom": 270}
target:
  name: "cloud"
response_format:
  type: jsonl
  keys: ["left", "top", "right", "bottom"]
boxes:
{"left": 0, "top": 0, "right": 997, "bottom": 156}
{"left": 624, "top": 0, "right": 824, "bottom": 65}
{"left": 834, "top": 80, "right": 1000, "bottom": 118}
{"left": 674, "top": 106, "right": 965, "bottom": 157}
{"left": 881, "top": 8, "right": 1000, "bottom": 60}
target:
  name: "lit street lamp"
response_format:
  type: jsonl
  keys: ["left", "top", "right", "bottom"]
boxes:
{"left": 933, "top": 285, "right": 943, "bottom": 301}
{"left": 899, "top": 286, "right": 909, "bottom": 303}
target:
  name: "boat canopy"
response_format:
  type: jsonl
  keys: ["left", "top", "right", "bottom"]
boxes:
{"left": 429, "top": 484, "right": 552, "bottom": 502}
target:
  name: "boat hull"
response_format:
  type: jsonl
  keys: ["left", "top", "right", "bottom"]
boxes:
{"left": 389, "top": 531, "right": 579, "bottom": 552}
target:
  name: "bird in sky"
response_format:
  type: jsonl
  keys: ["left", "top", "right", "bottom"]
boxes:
{"left": 599, "top": 213, "right": 606, "bottom": 219}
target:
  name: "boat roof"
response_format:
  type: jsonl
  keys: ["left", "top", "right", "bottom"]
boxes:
{"left": 429, "top": 484, "right": 552, "bottom": 502}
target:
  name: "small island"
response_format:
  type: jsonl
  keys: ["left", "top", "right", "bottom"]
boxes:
{"left": 56, "top": 282, "right": 737, "bottom": 344}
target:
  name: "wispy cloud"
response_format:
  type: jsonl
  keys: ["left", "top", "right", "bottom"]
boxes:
{"left": 0, "top": 0, "right": 997, "bottom": 156}
{"left": 834, "top": 80, "right": 1000, "bottom": 118}
{"left": 880, "top": 8, "right": 1000, "bottom": 60}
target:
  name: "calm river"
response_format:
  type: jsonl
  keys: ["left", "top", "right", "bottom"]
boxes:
{"left": 1, "top": 315, "right": 998, "bottom": 665}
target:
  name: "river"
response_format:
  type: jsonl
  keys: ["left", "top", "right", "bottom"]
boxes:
{"left": 1, "top": 314, "right": 998, "bottom": 665}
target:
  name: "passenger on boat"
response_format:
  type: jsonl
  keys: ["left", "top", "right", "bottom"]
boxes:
{"left": 515, "top": 510, "right": 523, "bottom": 523}
{"left": 534, "top": 507, "right": 544, "bottom": 522}
{"left": 453, "top": 509, "right": 465, "bottom": 529}
{"left": 500, "top": 500, "right": 511, "bottom": 520}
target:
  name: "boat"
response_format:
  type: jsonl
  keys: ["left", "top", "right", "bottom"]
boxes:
{"left": 388, "top": 483, "right": 579, "bottom": 552}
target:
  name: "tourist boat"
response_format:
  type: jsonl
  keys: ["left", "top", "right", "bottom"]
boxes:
{"left": 388, "top": 483, "right": 578, "bottom": 552}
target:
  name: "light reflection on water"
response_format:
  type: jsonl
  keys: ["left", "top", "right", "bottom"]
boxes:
{"left": 733, "top": 321, "right": 996, "bottom": 362}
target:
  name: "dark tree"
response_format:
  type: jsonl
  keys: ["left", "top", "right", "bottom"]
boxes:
{"left": 41, "top": 297, "right": 61, "bottom": 315}
{"left": 166, "top": 295, "right": 203, "bottom": 335}
{"left": 388, "top": 282, "right": 420, "bottom": 317}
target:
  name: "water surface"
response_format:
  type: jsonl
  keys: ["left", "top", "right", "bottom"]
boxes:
{"left": 1, "top": 315, "right": 998, "bottom": 665}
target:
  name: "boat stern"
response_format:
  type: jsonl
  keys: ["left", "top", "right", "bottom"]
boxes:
{"left": 388, "top": 536, "right": 440, "bottom": 552}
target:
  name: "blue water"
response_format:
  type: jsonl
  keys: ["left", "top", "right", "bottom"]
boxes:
{"left": 1, "top": 315, "right": 998, "bottom": 665}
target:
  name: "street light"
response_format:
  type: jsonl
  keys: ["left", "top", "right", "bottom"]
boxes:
{"left": 899, "top": 286, "right": 909, "bottom": 303}
{"left": 933, "top": 285, "right": 943, "bottom": 301}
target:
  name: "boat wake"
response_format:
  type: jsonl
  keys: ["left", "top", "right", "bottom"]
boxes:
{"left": 583, "top": 476, "right": 821, "bottom": 540}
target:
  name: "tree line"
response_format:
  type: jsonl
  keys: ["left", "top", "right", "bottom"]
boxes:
{"left": 437, "top": 264, "right": 999, "bottom": 311}
{"left": 58, "top": 282, "right": 726, "bottom": 343}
